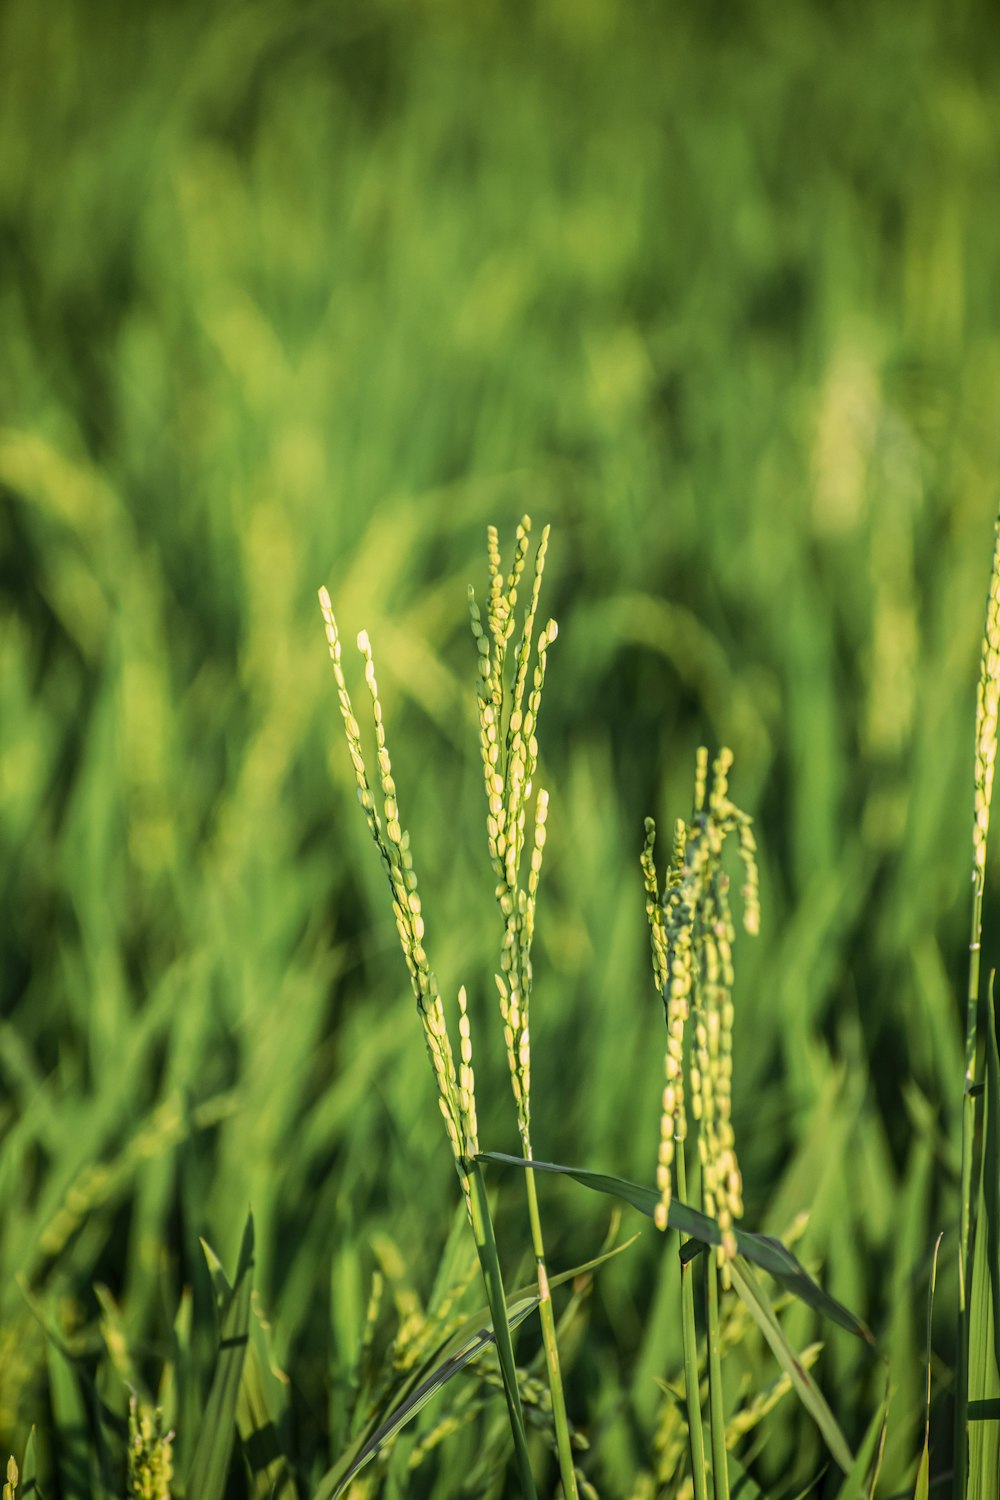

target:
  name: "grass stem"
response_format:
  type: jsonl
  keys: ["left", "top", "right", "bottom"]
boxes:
{"left": 956, "top": 878, "right": 984, "bottom": 1500}
{"left": 705, "top": 1254, "right": 730, "bottom": 1500}
{"left": 522, "top": 1151, "right": 580, "bottom": 1500}
{"left": 676, "top": 1144, "right": 710, "bottom": 1500}
{"left": 468, "top": 1161, "right": 539, "bottom": 1500}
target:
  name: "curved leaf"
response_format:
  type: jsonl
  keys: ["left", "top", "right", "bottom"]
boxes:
{"left": 478, "top": 1152, "right": 873, "bottom": 1344}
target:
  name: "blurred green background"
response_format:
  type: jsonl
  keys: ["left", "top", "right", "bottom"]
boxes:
{"left": 3, "top": 0, "right": 1000, "bottom": 1493}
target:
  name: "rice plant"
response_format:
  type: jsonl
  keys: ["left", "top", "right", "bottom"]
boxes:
{"left": 953, "top": 515, "right": 1000, "bottom": 1499}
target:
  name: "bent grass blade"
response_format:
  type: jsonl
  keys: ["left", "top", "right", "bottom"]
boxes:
{"left": 478, "top": 1153, "right": 873, "bottom": 1342}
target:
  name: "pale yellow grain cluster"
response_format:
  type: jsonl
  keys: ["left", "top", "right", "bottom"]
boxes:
{"left": 643, "top": 747, "right": 760, "bottom": 1257}
{"left": 318, "top": 590, "right": 479, "bottom": 1191}
{"left": 974, "top": 517, "right": 1000, "bottom": 886}
{"left": 468, "top": 516, "right": 556, "bottom": 1141}
{"left": 3, "top": 1457, "right": 17, "bottom": 1500}
{"left": 127, "top": 1397, "right": 173, "bottom": 1500}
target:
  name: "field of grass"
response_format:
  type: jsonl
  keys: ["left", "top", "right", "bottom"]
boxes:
{"left": 4, "top": 1, "right": 1000, "bottom": 1495}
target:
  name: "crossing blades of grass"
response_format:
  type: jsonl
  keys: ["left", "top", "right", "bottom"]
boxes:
{"left": 727, "top": 1257, "right": 853, "bottom": 1474}
{"left": 314, "top": 1295, "right": 540, "bottom": 1500}
{"left": 312, "top": 1229, "right": 637, "bottom": 1500}
{"left": 478, "top": 1154, "right": 873, "bottom": 1341}
{"left": 185, "top": 1212, "right": 254, "bottom": 1500}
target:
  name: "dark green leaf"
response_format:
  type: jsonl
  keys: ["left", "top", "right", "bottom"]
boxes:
{"left": 477, "top": 1152, "right": 874, "bottom": 1343}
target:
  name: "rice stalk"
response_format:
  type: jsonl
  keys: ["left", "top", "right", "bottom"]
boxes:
{"left": 318, "top": 589, "right": 536, "bottom": 1498}
{"left": 469, "top": 516, "right": 579, "bottom": 1499}
{"left": 643, "top": 747, "right": 760, "bottom": 1497}
{"left": 956, "top": 513, "right": 1000, "bottom": 1497}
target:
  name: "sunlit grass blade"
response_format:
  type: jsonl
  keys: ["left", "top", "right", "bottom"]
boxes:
{"left": 727, "top": 1258, "right": 853, "bottom": 1474}
{"left": 915, "top": 1231, "right": 944, "bottom": 1500}
{"left": 478, "top": 1153, "right": 873, "bottom": 1341}
{"left": 186, "top": 1212, "right": 255, "bottom": 1500}
{"left": 967, "top": 977, "right": 1000, "bottom": 1499}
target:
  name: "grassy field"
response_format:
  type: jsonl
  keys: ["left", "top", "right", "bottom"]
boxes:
{"left": 4, "top": 0, "right": 1000, "bottom": 1495}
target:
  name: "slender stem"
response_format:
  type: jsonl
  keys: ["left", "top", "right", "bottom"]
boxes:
{"left": 705, "top": 1254, "right": 730, "bottom": 1500}
{"left": 522, "top": 1142, "right": 580, "bottom": 1500}
{"left": 468, "top": 1162, "right": 538, "bottom": 1500}
{"left": 676, "top": 1143, "right": 710, "bottom": 1500}
{"left": 956, "top": 875, "right": 984, "bottom": 1500}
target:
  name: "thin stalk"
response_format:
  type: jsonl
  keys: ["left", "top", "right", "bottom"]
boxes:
{"left": 468, "top": 1162, "right": 538, "bottom": 1500}
{"left": 956, "top": 874, "right": 984, "bottom": 1500}
{"left": 676, "top": 1143, "right": 710, "bottom": 1500}
{"left": 522, "top": 1145, "right": 580, "bottom": 1500}
{"left": 705, "top": 1254, "right": 730, "bottom": 1500}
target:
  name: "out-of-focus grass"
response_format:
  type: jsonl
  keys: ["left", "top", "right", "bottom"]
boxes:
{"left": 2, "top": 0, "right": 1000, "bottom": 1493}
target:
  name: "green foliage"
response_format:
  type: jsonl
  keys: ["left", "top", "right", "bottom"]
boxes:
{"left": 4, "top": 0, "right": 1000, "bottom": 1494}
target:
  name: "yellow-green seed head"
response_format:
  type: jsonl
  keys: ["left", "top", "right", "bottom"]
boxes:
{"left": 974, "top": 516, "right": 1000, "bottom": 884}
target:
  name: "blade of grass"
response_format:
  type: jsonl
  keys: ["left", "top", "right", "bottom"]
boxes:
{"left": 521, "top": 1161, "right": 579, "bottom": 1500}
{"left": 915, "top": 1232, "right": 944, "bottom": 1500}
{"left": 236, "top": 1292, "right": 298, "bottom": 1500}
{"left": 478, "top": 1153, "right": 873, "bottom": 1341}
{"left": 958, "top": 511, "right": 1000, "bottom": 1498}
{"left": 20, "top": 1427, "right": 41, "bottom": 1500}
{"left": 676, "top": 1143, "right": 710, "bottom": 1500}
{"left": 467, "top": 1161, "right": 538, "bottom": 1499}
{"left": 706, "top": 1254, "right": 730, "bottom": 1500}
{"left": 186, "top": 1212, "right": 255, "bottom": 1500}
